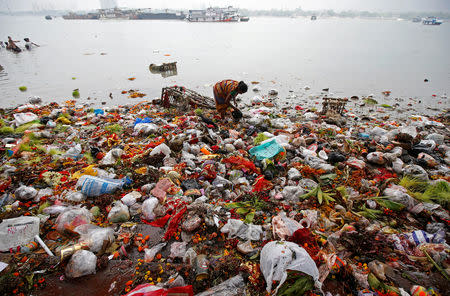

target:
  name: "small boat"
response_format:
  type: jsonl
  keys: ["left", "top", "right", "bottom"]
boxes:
{"left": 240, "top": 16, "right": 250, "bottom": 22}
{"left": 311, "top": 15, "right": 317, "bottom": 20}
{"left": 422, "top": 17, "right": 442, "bottom": 25}
{"left": 412, "top": 17, "right": 421, "bottom": 23}
{"left": 45, "top": 15, "right": 52, "bottom": 20}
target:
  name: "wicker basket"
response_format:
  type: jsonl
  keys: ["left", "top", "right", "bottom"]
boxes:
{"left": 161, "top": 86, "right": 216, "bottom": 110}
{"left": 321, "top": 98, "right": 348, "bottom": 115}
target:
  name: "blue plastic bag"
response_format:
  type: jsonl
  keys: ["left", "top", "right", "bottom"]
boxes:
{"left": 77, "top": 175, "right": 131, "bottom": 197}
{"left": 249, "top": 139, "right": 285, "bottom": 160}
{"left": 134, "top": 117, "right": 153, "bottom": 126}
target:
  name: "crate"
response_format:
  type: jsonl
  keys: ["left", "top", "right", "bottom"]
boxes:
{"left": 161, "top": 86, "right": 216, "bottom": 110}
{"left": 321, "top": 97, "right": 348, "bottom": 115}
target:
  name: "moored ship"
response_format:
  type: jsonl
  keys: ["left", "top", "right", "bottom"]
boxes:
{"left": 62, "top": 12, "right": 100, "bottom": 20}
{"left": 132, "top": 9, "right": 186, "bottom": 20}
{"left": 187, "top": 6, "right": 240, "bottom": 22}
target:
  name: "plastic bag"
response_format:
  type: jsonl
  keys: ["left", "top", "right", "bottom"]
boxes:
{"left": 121, "top": 191, "right": 142, "bottom": 206}
{"left": 195, "top": 274, "right": 245, "bottom": 296}
{"left": 100, "top": 148, "right": 123, "bottom": 165}
{"left": 260, "top": 241, "right": 321, "bottom": 294}
{"left": 65, "top": 191, "right": 86, "bottom": 202}
{"left": 144, "top": 242, "right": 166, "bottom": 262}
{"left": 287, "top": 168, "right": 301, "bottom": 181}
{"left": 107, "top": 201, "right": 130, "bottom": 223}
{"left": 282, "top": 186, "right": 305, "bottom": 202}
{"left": 124, "top": 284, "right": 193, "bottom": 296}
{"left": 65, "top": 250, "right": 97, "bottom": 278}
{"left": 64, "top": 144, "right": 82, "bottom": 160}
{"left": 249, "top": 139, "right": 285, "bottom": 160}
{"left": 14, "top": 185, "right": 37, "bottom": 201}
{"left": 55, "top": 207, "right": 92, "bottom": 233}
{"left": 142, "top": 197, "right": 159, "bottom": 221}
{"left": 366, "top": 152, "right": 385, "bottom": 165}
{"left": 181, "top": 215, "right": 202, "bottom": 232}
{"left": 14, "top": 112, "right": 38, "bottom": 126}
{"left": 74, "top": 224, "right": 114, "bottom": 253}
{"left": 150, "top": 143, "right": 171, "bottom": 157}
{"left": 72, "top": 165, "right": 98, "bottom": 179}
{"left": 77, "top": 175, "right": 129, "bottom": 197}
{"left": 0, "top": 216, "right": 40, "bottom": 251}
{"left": 169, "top": 242, "right": 187, "bottom": 259}
{"left": 134, "top": 123, "right": 159, "bottom": 135}
{"left": 272, "top": 211, "right": 302, "bottom": 239}
{"left": 220, "top": 219, "right": 263, "bottom": 241}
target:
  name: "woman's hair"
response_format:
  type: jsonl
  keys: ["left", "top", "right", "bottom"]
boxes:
{"left": 24, "top": 38, "right": 29, "bottom": 42}
{"left": 238, "top": 81, "right": 248, "bottom": 93}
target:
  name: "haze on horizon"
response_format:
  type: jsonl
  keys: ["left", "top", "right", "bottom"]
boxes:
{"left": 1, "top": 0, "right": 449, "bottom": 12}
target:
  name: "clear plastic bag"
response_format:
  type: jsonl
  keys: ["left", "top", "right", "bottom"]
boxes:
{"left": 144, "top": 242, "right": 166, "bottom": 262}
{"left": 220, "top": 219, "right": 263, "bottom": 241}
{"left": 65, "top": 250, "right": 97, "bottom": 278}
{"left": 169, "top": 242, "right": 187, "bottom": 259}
{"left": 14, "top": 185, "right": 38, "bottom": 201}
{"left": 272, "top": 211, "right": 302, "bottom": 239}
{"left": 74, "top": 224, "right": 114, "bottom": 253}
{"left": 195, "top": 274, "right": 245, "bottom": 296}
{"left": 55, "top": 207, "right": 92, "bottom": 233}
{"left": 107, "top": 201, "right": 130, "bottom": 223}
{"left": 77, "top": 175, "right": 129, "bottom": 197}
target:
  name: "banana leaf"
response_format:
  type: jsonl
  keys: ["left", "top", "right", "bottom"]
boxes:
{"left": 245, "top": 211, "right": 255, "bottom": 224}
{"left": 374, "top": 198, "right": 405, "bottom": 211}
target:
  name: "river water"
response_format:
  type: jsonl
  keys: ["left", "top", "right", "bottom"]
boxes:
{"left": 0, "top": 15, "right": 449, "bottom": 112}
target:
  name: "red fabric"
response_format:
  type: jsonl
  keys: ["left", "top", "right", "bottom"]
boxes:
{"left": 252, "top": 175, "right": 273, "bottom": 192}
{"left": 164, "top": 207, "right": 187, "bottom": 241}
{"left": 222, "top": 156, "right": 260, "bottom": 174}
{"left": 125, "top": 284, "right": 193, "bottom": 296}
{"left": 148, "top": 214, "right": 171, "bottom": 227}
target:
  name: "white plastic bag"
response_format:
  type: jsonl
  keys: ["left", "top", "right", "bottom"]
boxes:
{"left": 14, "top": 185, "right": 38, "bottom": 201}
{"left": 220, "top": 219, "right": 263, "bottom": 241}
{"left": 0, "top": 216, "right": 40, "bottom": 251}
{"left": 14, "top": 112, "right": 38, "bottom": 126}
{"left": 150, "top": 143, "right": 171, "bottom": 157}
{"left": 134, "top": 123, "right": 159, "bottom": 135}
{"left": 100, "top": 148, "right": 123, "bottom": 165}
{"left": 121, "top": 191, "right": 142, "bottom": 206}
{"left": 142, "top": 197, "right": 159, "bottom": 221}
{"left": 195, "top": 274, "right": 245, "bottom": 296}
{"left": 260, "top": 241, "right": 321, "bottom": 294}
{"left": 65, "top": 250, "right": 97, "bottom": 278}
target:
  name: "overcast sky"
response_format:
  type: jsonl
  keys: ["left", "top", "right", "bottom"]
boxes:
{"left": 1, "top": 0, "right": 449, "bottom": 12}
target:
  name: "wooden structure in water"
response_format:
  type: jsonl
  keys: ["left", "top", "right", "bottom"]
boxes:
{"left": 321, "top": 97, "right": 348, "bottom": 115}
{"left": 161, "top": 86, "right": 216, "bottom": 109}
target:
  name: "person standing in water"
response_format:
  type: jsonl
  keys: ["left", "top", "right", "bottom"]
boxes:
{"left": 24, "top": 38, "right": 39, "bottom": 50}
{"left": 6, "top": 36, "right": 21, "bottom": 53}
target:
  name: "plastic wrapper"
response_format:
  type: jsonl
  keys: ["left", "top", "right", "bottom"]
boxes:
{"left": 144, "top": 242, "right": 166, "bottom": 262}
{"left": 181, "top": 215, "right": 202, "bottom": 232}
{"left": 65, "top": 250, "right": 97, "bottom": 278}
{"left": 107, "top": 201, "right": 130, "bottom": 223}
{"left": 74, "top": 224, "right": 114, "bottom": 253}
{"left": 260, "top": 241, "right": 321, "bottom": 294}
{"left": 287, "top": 168, "right": 301, "bottom": 180}
{"left": 134, "top": 123, "right": 159, "bottom": 135}
{"left": 142, "top": 197, "right": 160, "bottom": 221}
{"left": 55, "top": 207, "right": 92, "bottom": 233}
{"left": 403, "top": 164, "right": 429, "bottom": 181}
{"left": 195, "top": 274, "right": 245, "bottom": 296}
{"left": 65, "top": 191, "right": 86, "bottom": 202}
{"left": 282, "top": 186, "right": 305, "bottom": 202}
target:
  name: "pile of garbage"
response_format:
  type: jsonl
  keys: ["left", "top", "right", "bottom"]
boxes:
{"left": 0, "top": 97, "right": 449, "bottom": 296}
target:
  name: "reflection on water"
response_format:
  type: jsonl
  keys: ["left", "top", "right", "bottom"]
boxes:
{"left": 0, "top": 64, "right": 8, "bottom": 82}
{"left": 149, "top": 62, "right": 178, "bottom": 78}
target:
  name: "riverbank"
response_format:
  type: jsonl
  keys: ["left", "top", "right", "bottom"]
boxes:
{"left": 0, "top": 96, "right": 449, "bottom": 295}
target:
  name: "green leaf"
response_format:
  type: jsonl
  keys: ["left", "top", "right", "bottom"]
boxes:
{"left": 244, "top": 211, "right": 255, "bottom": 224}
{"left": 299, "top": 186, "right": 318, "bottom": 200}
{"left": 374, "top": 198, "right": 405, "bottom": 211}
{"left": 236, "top": 207, "right": 250, "bottom": 215}
{"left": 317, "top": 188, "right": 323, "bottom": 204}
